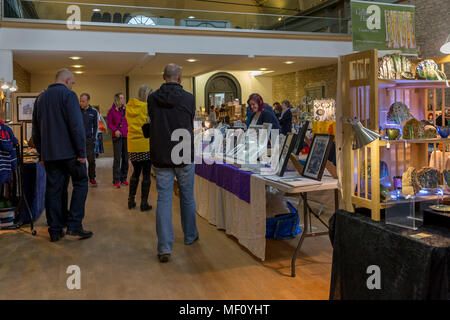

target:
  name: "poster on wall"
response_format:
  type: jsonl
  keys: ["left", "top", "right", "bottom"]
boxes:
{"left": 17, "top": 97, "right": 36, "bottom": 121}
{"left": 351, "top": 0, "right": 417, "bottom": 54}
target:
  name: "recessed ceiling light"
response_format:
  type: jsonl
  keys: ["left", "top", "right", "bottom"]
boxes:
{"left": 74, "top": 71, "right": 84, "bottom": 74}
{"left": 187, "top": 59, "right": 197, "bottom": 62}
{"left": 285, "top": 61, "right": 294, "bottom": 65}
{"left": 188, "top": 16, "right": 195, "bottom": 19}
{"left": 259, "top": 68, "right": 267, "bottom": 71}
{"left": 71, "top": 65, "right": 83, "bottom": 68}
{"left": 70, "top": 56, "right": 82, "bottom": 60}
{"left": 93, "top": 8, "right": 101, "bottom": 12}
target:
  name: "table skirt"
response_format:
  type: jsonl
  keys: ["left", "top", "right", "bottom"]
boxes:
{"left": 194, "top": 174, "right": 266, "bottom": 260}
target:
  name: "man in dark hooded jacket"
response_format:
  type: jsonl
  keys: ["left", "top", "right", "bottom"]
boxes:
{"left": 148, "top": 64, "right": 198, "bottom": 263}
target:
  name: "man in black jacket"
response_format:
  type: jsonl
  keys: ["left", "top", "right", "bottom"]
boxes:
{"left": 32, "top": 69, "right": 93, "bottom": 242}
{"left": 148, "top": 64, "right": 198, "bottom": 263}
{"left": 79, "top": 93, "right": 98, "bottom": 187}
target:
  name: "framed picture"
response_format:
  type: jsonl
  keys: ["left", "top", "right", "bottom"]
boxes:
{"left": 293, "top": 120, "right": 310, "bottom": 156}
{"left": 302, "top": 134, "right": 334, "bottom": 181}
{"left": 277, "top": 133, "right": 300, "bottom": 177}
{"left": 17, "top": 96, "right": 37, "bottom": 121}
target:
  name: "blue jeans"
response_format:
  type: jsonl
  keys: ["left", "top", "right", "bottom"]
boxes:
{"left": 153, "top": 164, "right": 198, "bottom": 255}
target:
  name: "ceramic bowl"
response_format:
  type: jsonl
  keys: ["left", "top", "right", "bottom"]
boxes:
{"left": 437, "top": 126, "right": 450, "bottom": 139}
{"left": 386, "top": 128, "right": 400, "bottom": 140}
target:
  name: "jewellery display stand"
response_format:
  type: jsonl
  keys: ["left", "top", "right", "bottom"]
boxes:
{"left": 339, "top": 49, "right": 450, "bottom": 221}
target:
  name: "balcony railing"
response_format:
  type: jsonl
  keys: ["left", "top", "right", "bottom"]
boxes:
{"left": 2, "top": 0, "right": 350, "bottom": 35}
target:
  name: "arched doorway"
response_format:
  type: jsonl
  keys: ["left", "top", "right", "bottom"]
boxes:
{"left": 204, "top": 72, "right": 241, "bottom": 113}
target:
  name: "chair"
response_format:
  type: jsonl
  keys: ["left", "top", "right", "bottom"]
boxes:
{"left": 91, "top": 12, "right": 102, "bottom": 22}
{"left": 101, "top": 12, "right": 111, "bottom": 23}
{"left": 112, "top": 13, "right": 122, "bottom": 24}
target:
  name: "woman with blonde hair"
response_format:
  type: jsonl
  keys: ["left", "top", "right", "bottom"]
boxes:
{"left": 107, "top": 93, "right": 129, "bottom": 188}
{"left": 126, "top": 85, "right": 153, "bottom": 211}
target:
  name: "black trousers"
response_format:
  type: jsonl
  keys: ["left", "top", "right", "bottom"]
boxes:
{"left": 129, "top": 160, "right": 151, "bottom": 204}
{"left": 112, "top": 137, "right": 129, "bottom": 183}
{"left": 44, "top": 158, "right": 88, "bottom": 235}
{"left": 86, "top": 138, "right": 96, "bottom": 180}
{"left": 131, "top": 160, "right": 151, "bottom": 182}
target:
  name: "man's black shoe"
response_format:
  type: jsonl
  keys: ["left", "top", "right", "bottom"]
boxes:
{"left": 158, "top": 254, "right": 170, "bottom": 263}
{"left": 66, "top": 229, "right": 93, "bottom": 240}
{"left": 50, "top": 231, "right": 65, "bottom": 242}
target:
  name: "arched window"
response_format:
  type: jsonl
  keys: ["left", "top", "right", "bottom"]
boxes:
{"left": 205, "top": 72, "right": 242, "bottom": 113}
{"left": 127, "top": 15, "right": 156, "bottom": 26}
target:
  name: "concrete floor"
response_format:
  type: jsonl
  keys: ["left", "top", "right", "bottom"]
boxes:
{"left": 0, "top": 141, "right": 334, "bottom": 300}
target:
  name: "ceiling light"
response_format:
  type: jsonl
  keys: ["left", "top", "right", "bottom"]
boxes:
{"left": 285, "top": 61, "right": 294, "bottom": 65}
{"left": 187, "top": 59, "right": 197, "bottom": 62}
{"left": 70, "top": 56, "right": 82, "bottom": 60}
{"left": 71, "top": 65, "right": 83, "bottom": 68}
{"left": 188, "top": 16, "right": 195, "bottom": 19}
{"left": 93, "top": 8, "right": 101, "bottom": 12}
{"left": 278, "top": 17, "right": 282, "bottom": 21}
{"left": 441, "top": 34, "right": 450, "bottom": 54}
{"left": 75, "top": 71, "right": 84, "bottom": 74}
{"left": 250, "top": 71, "right": 263, "bottom": 77}
{"left": 259, "top": 68, "right": 267, "bottom": 71}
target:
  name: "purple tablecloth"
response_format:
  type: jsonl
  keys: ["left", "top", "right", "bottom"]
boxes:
{"left": 195, "top": 160, "right": 253, "bottom": 203}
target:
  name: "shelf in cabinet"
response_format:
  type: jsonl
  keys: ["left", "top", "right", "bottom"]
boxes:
{"left": 378, "top": 79, "right": 449, "bottom": 89}
{"left": 379, "top": 138, "right": 450, "bottom": 146}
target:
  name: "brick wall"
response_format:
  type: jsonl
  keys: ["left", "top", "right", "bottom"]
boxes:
{"left": 398, "top": 0, "right": 450, "bottom": 58}
{"left": 13, "top": 61, "right": 31, "bottom": 93}
{"left": 272, "top": 64, "right": 338, "bottom": 105}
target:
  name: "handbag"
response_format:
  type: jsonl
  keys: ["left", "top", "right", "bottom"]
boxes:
{"left": 142, "top": 123, "right": 150, "bottom": 138}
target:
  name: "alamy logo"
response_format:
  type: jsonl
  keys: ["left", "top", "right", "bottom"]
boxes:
{"left": 66, "top": 5, "right": 81, "bottom": 30}
{"left": 366, "top": 265, "right": 381, "bottom": 290}
{"left": 366, "top": 5, "right": 381, "bottom": 30}
{"left": 66, "top": 265, "right": 81, "bottom": 290}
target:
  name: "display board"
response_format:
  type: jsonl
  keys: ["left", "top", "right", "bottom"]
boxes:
{"left": 351, "top": 0, "right": 417, "bottom": 54}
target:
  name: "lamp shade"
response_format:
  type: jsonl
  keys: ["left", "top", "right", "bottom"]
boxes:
{"left": 9, "top": 80, "right": 17, "bottom": 92}
{"left": 0, "top": 78, "right": 9, "bottom": 90}
{"left": 348, "top": 119, "right": 380, "bottom": 150}
{"left": 441, "top": 34, "right": 450, "bottom": 54}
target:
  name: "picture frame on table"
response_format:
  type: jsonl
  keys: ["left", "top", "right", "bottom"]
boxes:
{"left": 277, "top": 133, "right": 300, "bottom": 177}
{"left": 293, "top": 120, "right": 310, "bottom": 156}
{"left": 25, "top": 122, "right": 33, "bottom": 141}
{"left": 302, "top": 134, "right": 334, "bottom": 181}
{"left": 16, "top": 96, "right": 37, "bottom": 121}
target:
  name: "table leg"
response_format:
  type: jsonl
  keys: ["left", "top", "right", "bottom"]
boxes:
{"left": 335, "top": 189, "right": 339, "bottom": 211}
{"left": 291, "top": 192, "right": 308, "bottom": 277}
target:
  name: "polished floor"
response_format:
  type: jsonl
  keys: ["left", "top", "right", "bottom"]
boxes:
{"left": 0, "top": 141, "right": 334, "bottom": 300}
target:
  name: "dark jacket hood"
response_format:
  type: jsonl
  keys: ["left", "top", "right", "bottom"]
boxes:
{"left": 153, "top": 82, "right": 184, "bottom": 109}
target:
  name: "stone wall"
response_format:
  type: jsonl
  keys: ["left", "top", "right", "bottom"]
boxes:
{"left": 13, "top": 61, "right": 31, "bottom": 93}
{"left": 272, "top": 64, "right": 338, "bottom": 105}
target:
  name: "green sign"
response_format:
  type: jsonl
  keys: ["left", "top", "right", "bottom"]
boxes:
{"left": 351, "top": 0, "right": 417, "bottom": 54}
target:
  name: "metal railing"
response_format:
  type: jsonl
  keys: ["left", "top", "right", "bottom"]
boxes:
{"left": 2, "top": 0, "right": 350, "bottom": 35}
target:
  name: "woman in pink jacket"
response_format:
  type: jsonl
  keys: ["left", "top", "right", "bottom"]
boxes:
{"left": 107, "top": 93, "right": 129, "bottom": 188}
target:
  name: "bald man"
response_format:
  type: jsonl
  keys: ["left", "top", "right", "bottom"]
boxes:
{"left": 32, "top": 68, "right": 93, "bottom": 242}
{"left": 148, "top": 63, "right": 198, "bottom": 263}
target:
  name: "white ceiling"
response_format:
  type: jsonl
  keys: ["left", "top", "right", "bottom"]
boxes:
{"left": 13, "top": 50, "right": 337, "bottom": 77}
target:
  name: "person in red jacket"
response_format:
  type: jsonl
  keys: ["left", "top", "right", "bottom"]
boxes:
{"left": 107, "top": 93, "right": 129, "bottom": 188}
